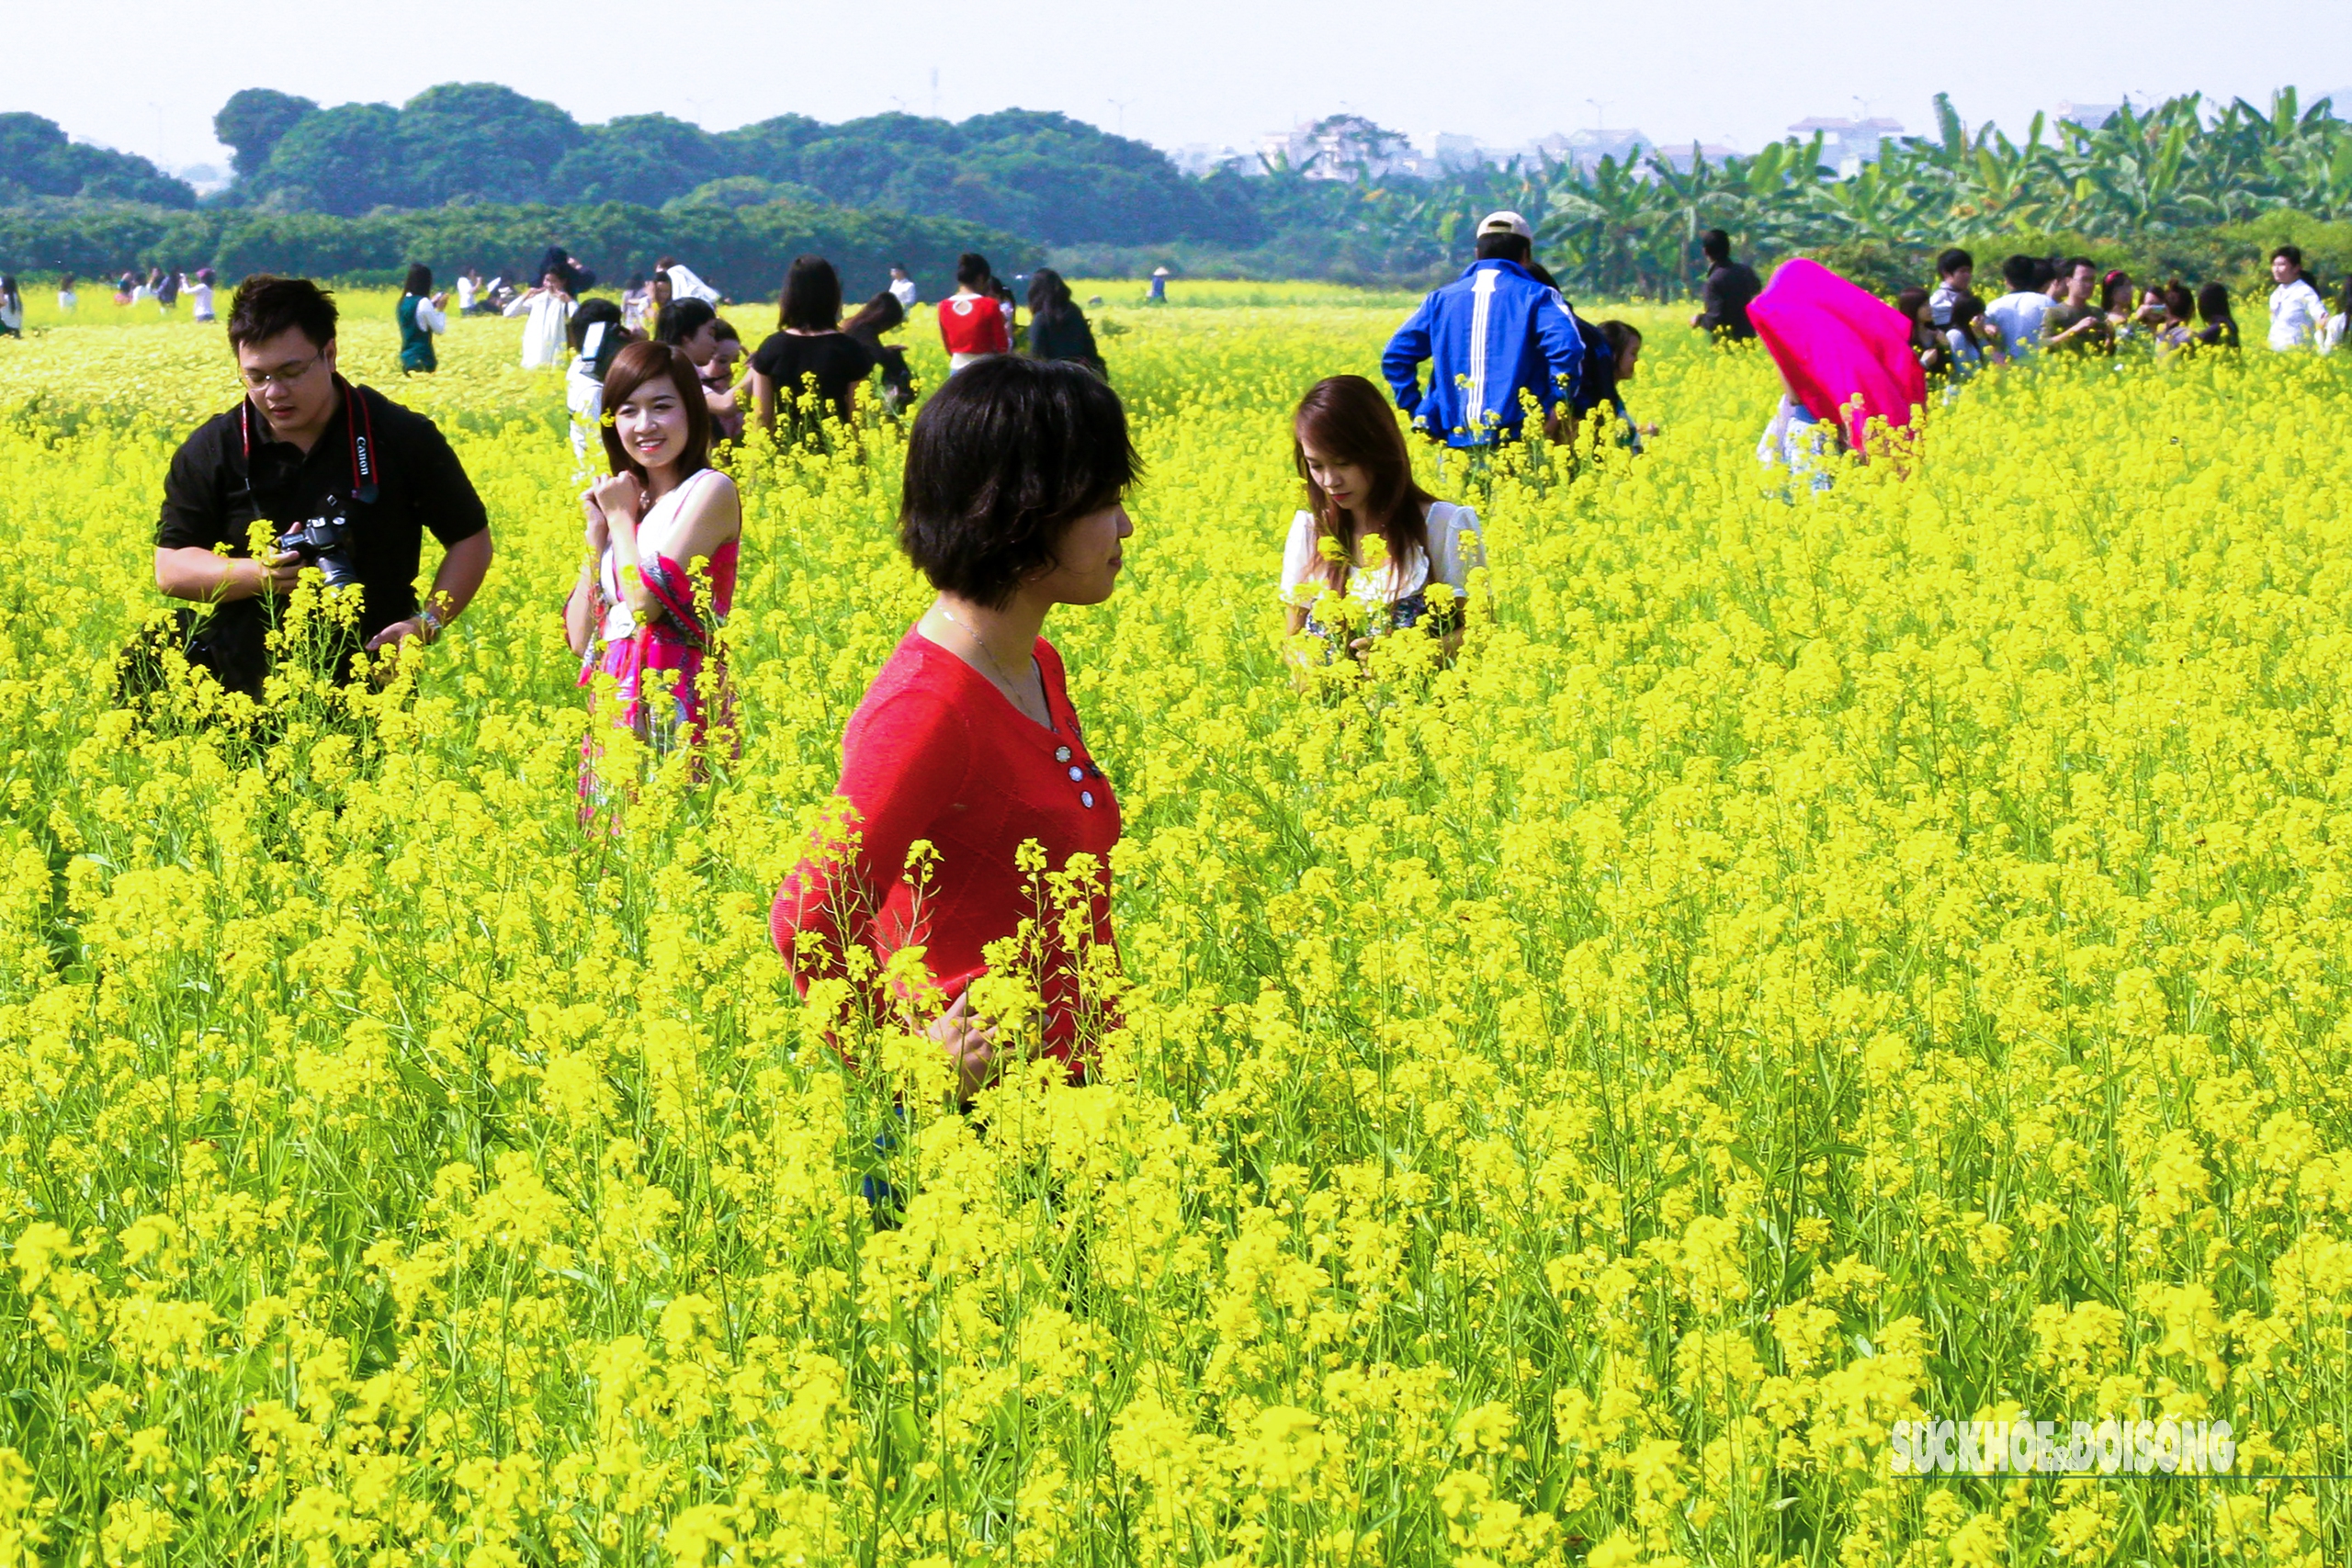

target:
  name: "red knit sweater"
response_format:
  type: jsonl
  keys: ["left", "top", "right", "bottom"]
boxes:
{"left": 771, "top": 630, "right": 1121, "bottom": 1064}
{"left": 937, "top": 291, "right": 1012, "bottom": 357}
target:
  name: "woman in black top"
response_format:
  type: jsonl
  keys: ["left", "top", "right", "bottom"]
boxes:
{"left": 750, "top": 254, "right": 877, "bottom": 435}
{"left": 842, "top": 291, "right": 918, "bottom": 417}
{"left": 2193, "top": 282, "right": 2240, "bottom": 350}
{"left": 1025, "top": 269, "right": 1105, "bottom": 378}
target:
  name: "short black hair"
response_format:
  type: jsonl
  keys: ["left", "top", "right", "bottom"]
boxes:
{"left": 1701, "top": 228, "right": 1732, "bottom": 263}
{"left": 655, "top": 298, "right": 717, "bottom": 344}
{"left": 1936, "top": 247, "right": 1973, "bottom": 277}
{"left": 2001, "top": 254, "right": 2038, "bottom": 291}
{"left": 956, "top": 252, "right": 992, "bottom": 289}
{"left": 778, "top": 254, "right": 842, "bottom": 331}
{"left": 2064, "top": 255, "right": 2097, "bottom": 278}
{"left": 226, "top": 275, "right": 338, "bottom": 352}
{"left": 2196, "top": 281, "right": 2233, "bottom": 322}
{"left": 1475, "top": 231, "right": 1532, "bottom": 264}
{"left": 1599, "top": 320, "right": 1641, "bottom": 356}
{"left": 900, "top": 356, "right": 1140, "bottom": 609}
{"left": 711, "top": 318, "right": 741, "bottom": 344}
{"left": 2274, "top": 243, "right": 2303, "bottom": 269}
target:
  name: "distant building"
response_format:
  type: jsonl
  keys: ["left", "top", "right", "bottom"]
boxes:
{"left": 172, "top": 162, "right": 231, "bottom": 196}
{"left": 1657, "top": 142, "right": 1740, "bottom": 173}
{"left": 2052, "top": 101, "right": 2121, "bottom": 130}
{"left": 1168, "top": 143, "right": 1253, "bottom": 177}
{"left": 1787, "top": 116, "right": 1904, "bottom": 176}
{"left": 1255, "top": 116, "right": 1420, "bottom": 180}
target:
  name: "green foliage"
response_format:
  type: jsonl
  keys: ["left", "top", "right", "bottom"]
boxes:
{"left": 0, "top": 197, "right": 1033, "bottom": 303}
{"left": 0, "top": 115, "right": 192, "bottom": 209}
{"left": 210, "top": 89, "right": 318, "bottom": 180}
{"left": 198, "top": 90, "right": 1241, "bottom": 247}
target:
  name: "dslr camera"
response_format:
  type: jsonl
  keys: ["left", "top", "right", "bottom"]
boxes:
{"left": 275, "top": 505, "right": 360, "bottom": 590}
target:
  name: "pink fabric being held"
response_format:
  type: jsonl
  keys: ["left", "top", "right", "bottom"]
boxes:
{"left": 1748, "top": 258, "right": 1928, "bottom": 452}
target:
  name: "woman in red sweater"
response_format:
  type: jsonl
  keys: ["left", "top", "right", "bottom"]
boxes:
{"left": 773, "top": 356, "right": 1139, "bottom": 1094}
{"left": 938, "top": 251, "right": 1013, "bottom": 372}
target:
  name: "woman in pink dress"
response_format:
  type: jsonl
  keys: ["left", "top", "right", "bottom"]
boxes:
{"left": 563, "top": 341, "right": 742, "bottom": 807}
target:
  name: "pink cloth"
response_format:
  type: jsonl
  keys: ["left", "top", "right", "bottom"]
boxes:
{"left": 1748, "top": 258, "right": 1928, "bottom": 451}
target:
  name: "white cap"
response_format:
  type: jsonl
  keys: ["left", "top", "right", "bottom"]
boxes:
{"left": 1153, "top": 265, "right": 1170, "bottom": 276}
{"left": 1477, "top": 210, "right": 1533, "bottom": 241}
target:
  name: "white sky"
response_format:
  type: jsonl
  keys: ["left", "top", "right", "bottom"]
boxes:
{"left": 21, "top": 0, "right": 2352, "bottom": 171}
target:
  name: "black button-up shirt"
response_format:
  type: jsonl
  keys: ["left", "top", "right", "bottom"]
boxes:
{"left": 156, "top": 378, "right": 490, "bottom": 640}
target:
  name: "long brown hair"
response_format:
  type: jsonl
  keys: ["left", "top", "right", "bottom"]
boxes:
{"left": 1293, "top": 374, "right": 1433, "bottom": 596}
{"left": 600, "top": 340, "right": 711, "bottom": 482}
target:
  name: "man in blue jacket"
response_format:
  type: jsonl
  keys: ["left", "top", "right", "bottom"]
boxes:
{"left": 1383, "top": 211, "right": 1585, "bottom": 446}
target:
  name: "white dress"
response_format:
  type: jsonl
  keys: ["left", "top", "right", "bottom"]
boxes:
{"left": 1280, "top": 500, "right": 1482, "bottom": 625}
{"left": 506, "top": 290, "right": 575, "bottom": 369}
{"left": 595, "top": 468, "right": 732, "bottom": 646}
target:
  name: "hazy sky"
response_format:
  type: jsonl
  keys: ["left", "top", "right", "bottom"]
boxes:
{"left": 22, "top": 0, "right": 2352, "bottom": 170}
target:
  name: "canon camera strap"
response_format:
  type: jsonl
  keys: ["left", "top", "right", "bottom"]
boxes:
{"left": 238, "top": 380, "right": 379, "bottom": 504}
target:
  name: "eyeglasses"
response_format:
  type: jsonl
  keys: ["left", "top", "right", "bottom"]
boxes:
{"left": 239, "top": 353, "right": 322, "bottom": 390}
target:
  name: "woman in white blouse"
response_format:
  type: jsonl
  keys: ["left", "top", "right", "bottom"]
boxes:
{"left": 504, "top": 268, "right": 576, "bottom": 369}
{"left": 1280, "top": 374, "right": 1482, "bottom": 661}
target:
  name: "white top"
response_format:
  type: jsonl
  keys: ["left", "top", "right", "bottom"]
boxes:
{"left": 1280, "top": 500, "right": 1481, "bottom": 612}
{"left": 456, "top": 276, "right": 477, "bottom": 311}
{"left": 665, "top": 264, "right": 721, "bottom": 305}
{"left": 2323, "top": 313, "right": 2346, "bottom": 355}
{"left": 185, "top": 280, "right": 215, "bottom": 321}
{"left": 2270, "top": 277, "right": 2327, "bottom": 350}
{"left": 567, "top": 361, "right": 605, "bottom": 475}
{"left": 410, "top": 295, "right": 447, "bottom": 334}
{"left": 506, "top": 289, "right": 574, "bottom": 368}
{"left": 0, "top": 298, "right": 19, "bottom": 332}
{"left": 889, "top": 276, "right": 919, "bottom": 308}
{"left": 596, "top": 467, "right": 734, "bottom": 642}
{"left": 1984, "top": 291, "right": 2053, "bottom": 357}
{"left": 131, "top": 284, "right": 155, "bottom": 304}
{"left": 56, "top": 289, "right": 75, "bottom": 310}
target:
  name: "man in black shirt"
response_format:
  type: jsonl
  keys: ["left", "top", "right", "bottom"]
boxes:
{"left": 1690, "top": 228, "right": 1762, "bottom": 341}
{"left": 153, "top": 275, "right": 493, "bottom": 696}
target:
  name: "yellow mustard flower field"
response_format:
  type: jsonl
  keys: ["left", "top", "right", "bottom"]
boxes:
{"left": 0, "top": 288, "right": 2347, "bottom": 1566}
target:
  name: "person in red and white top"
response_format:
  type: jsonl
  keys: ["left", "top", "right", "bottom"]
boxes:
{"left": 939, "top": 252, "right": 1012, "bottom": 372}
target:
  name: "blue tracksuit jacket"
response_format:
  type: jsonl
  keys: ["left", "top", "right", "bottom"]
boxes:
{"left": 1382, "top": 259, "right": 1586, "bottom": 446}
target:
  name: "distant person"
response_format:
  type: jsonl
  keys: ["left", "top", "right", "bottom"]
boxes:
{"left": 657, "top": 255, "right": 721, "bottom": 306}
{"left": 1894, "top": 287, "right": 1946, "bottom": 377}
{"left": 2154, "top": 281, "right": 2199, "bottom": 349}
{"left": 750, "top": 254, "right": 877, "bottom": 434}
{"left": 621, "top": 275, "right": 652, "bottom": 332}
{"left": 396, "top": 264, "right": 448, "bottom": 374}
{"left": 184, "top": 267, "right": 218, "bottom": 324}
{"left": 1148, "top": 265, "right": 1170, "bottom": 303}
{"left": 455, "top": 266, "right": 480, "bottom": 315}
{"left": 505, "top": 269, "right": 576, "bottom": 369}
{"left": 156, "top": 267, "right": 180, "bottom": 315}
{"left": 1025, "top": 268, "right": 1105, "bottom": 377}
{"left": 2195, "top": 282, "right": 2241, "bottom": 350}
{"left": 1984, "top": 254, "right": 2054, "bottom": 361}
{"left": 2321, "top": 276, "right": 2349, "bottom": 354}
{"left": 0, "top": 276, "right": 20, "bottom": 339}
{"left": 1281, "top": 373, "right": 1482, "bottom": 661}
{"left": 564, "top": 341, "right": 742, "bottom": 803}
{"left": 653, "top": 298, "right": 741, "bottom": 429}
{"left": 1381, "top": 210, "right": 1584, "bottom": 447}
{"left": 114, "top": 271, "right": 135, "bottom": 307}
{"left": 1928, "top": 248, "right": 1984, "bottom": 370}
{"left": 536, "top": 245, "right": 595, "bottom": 296}
{"left": 703, "top": 319, "right": 746, "bottom": 443}
{"left": 888, "top": 265, "right": 919, "bottom": 310}
{"left": 2268, "top": 245, "right": 2327, "bottom": 350}
{"left": 939, "top": 252, "right": 1011, "bottom": 371}
{"left": 648, "top": 272, "right": 674, "bottom": 315}
{"left": 1596, "top": 321, "right": 1660, "bottom": 447}
{"left": 564, "top": 297, "right": 631, "bottom": 474}
{"left": 842, "top": 290, "right": 918, "bottom": 417}
{"left": 2043, "top": 256, "right": 2108, "bottom": 353}
{"left": 150, "top": 276, "right": 492, "bottom": 698}
{"left": 56, "top": 274, "right": 75, "bottom": 312}
{"left": 2098, "top": 270, "right": 2143, "bottom": 344}
{"left": 1690, "top": 229, "right": 1760, "bottom": 339}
